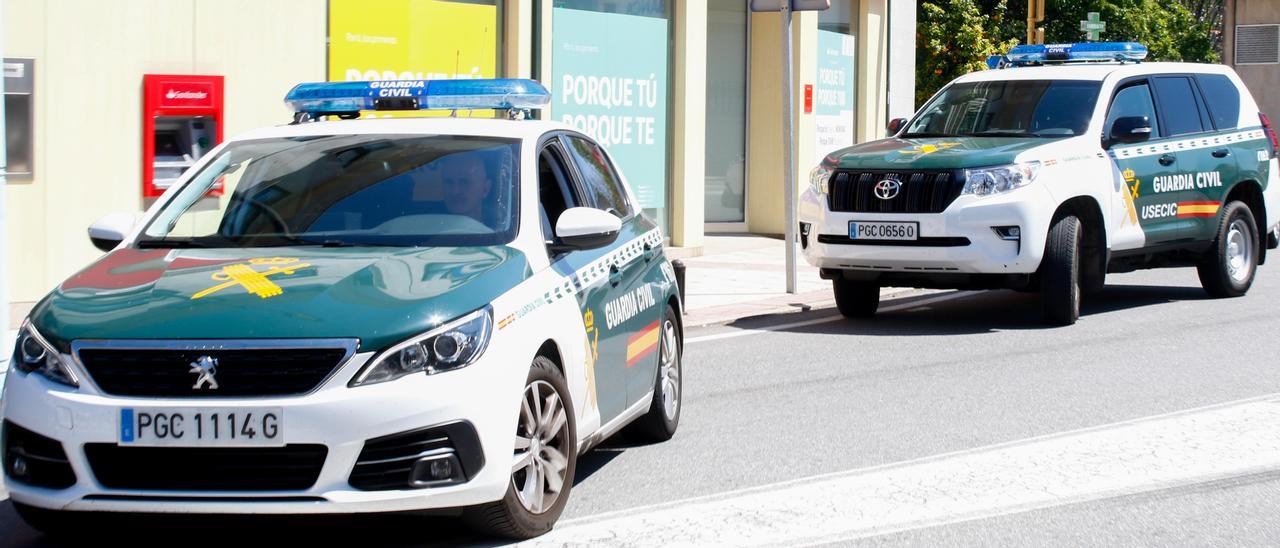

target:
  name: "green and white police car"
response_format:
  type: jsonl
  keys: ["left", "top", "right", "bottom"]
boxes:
{"left": 3, "top": 79, "right": 682, "bottom": 539}
{"left": 801, "top": 42, "right": 1280, "bottom": 325}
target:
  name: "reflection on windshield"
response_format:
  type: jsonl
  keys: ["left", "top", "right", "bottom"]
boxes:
{"left": 904, "top": 80, "right": 1102, "bottom": 139}
{"left": 139, "top": 134, "right": 520, "bottom": 248}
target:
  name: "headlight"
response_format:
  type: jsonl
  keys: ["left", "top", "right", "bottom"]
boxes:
{"left": 13, "top": 323, "right": 79, "bottom": 388}
{"left": 962, "top": 161, "right": 1041, "bottom": 197}
{"left": 350, "top": 306, "right": 493, "bottom": 387}
{"left": 809, "top": 164, "right": 834, "bottom": 195}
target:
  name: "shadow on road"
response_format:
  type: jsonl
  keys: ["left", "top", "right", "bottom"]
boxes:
{"left": 722, "top": 283, "right": 1213, "bottom": 337}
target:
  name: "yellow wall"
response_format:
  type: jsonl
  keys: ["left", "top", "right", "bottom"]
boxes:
{"left": 2, "top": 0, "right": 326, "bottom": 303}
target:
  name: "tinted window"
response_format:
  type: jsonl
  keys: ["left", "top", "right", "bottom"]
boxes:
{"left": 904, "top": 80, "right": 1102, "bottom": 138}
{"left": 1106, "top": 83, "right": 1161, "bottom": 140}
{"left": 563, "top": 136, "right": 631, "bottom": 218}
{"left": 1153, "top": 77, "right": 1207, "bottom": 136}
{"left": 1196, "top": 74, "right": 1242, "bottom": 130}
{"left": 539, "top": 146, "right": 581, "bottom": 243}
{"left": 141, "top": 135, "right": 521, "bottom": 247}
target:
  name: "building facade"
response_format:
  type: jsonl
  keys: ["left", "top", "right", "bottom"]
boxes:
{"left": 1224, "top": 0, "right": 1280, "bottom": 122}
{"left": 1, "top": 0, "right": 914, "bottom": 315}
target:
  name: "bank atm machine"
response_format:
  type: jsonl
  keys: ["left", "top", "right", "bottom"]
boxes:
{"left": 142, "top": 74, "right": 224, "bottom": 198}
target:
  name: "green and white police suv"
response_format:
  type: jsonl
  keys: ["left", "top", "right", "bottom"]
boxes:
{"left": 800, "top": 42, "right": 1280, "bottom": 325}
{"left": 3, "top": 79, "right": 682, "bottom": 539}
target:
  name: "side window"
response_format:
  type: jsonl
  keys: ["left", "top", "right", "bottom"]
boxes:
{"left": 1106, "top": 82, "right": 1161, "bottom": 140}
{"left": 538, "top": 144, "right": 581, "bottom": 245}
{"left": 1195, "top": 74, "right": 1241, "bottom": 131}
{"left": 1152, "top": 76, "right": 1208, "bottom": 137}
{"left": 562, "top": 136, "right": 631, "bottom": 218}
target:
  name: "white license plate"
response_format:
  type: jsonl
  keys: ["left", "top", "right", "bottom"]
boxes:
{"left": 119, "top": 408, "right": 284, "bottom": 447}
{"left": 849, "top": 221, "right": 919, "bottom": 241}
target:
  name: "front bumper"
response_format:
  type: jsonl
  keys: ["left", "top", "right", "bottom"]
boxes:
{"left": 798, "top": 185, "right": 1056, "bottom": 275}
{"left": 1, "top": 349, "right": 522, "bottom": 515}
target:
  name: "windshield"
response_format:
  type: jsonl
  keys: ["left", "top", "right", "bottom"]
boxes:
{"left": 139, "top": 134, "right": 520, "bottom": 248}
{"left": 904, "top": 80, "right": 1101, "bottom": 138}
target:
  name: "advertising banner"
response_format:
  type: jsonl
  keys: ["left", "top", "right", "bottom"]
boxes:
{"left": 815, "top": 30, "right": 856, "bottom": 165}
{"left": 328, "top": 0, "right": 498, "bottom": 82}
{"left": 551, "top": 7, "right": 669, "bottom": 211}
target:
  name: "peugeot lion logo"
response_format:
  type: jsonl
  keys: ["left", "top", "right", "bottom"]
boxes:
{"left": 189, "top": 356, "right": 220, "bottom": 390}
{"left": 874, "top": 178, "right": 903, "bottom": 200}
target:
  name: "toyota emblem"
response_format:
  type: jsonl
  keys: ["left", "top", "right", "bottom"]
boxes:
{"left": 874, "top": 178, "right": 902, "bottom": 200}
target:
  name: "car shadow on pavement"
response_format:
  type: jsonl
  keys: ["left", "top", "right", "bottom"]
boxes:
{"left": 762, "top": 284, "right": 1212, "bottom": 337}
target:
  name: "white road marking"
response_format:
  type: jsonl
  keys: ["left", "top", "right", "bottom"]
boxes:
{"left": 524, "top": 392, "right": 1280, "bottom": 547}
{"left": 685, "top": 291, "right": 977, "bottom": 345}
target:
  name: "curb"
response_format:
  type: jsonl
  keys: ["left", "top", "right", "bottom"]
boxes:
{"left": 683, "top": 286, "right": 919, "bottom": 328}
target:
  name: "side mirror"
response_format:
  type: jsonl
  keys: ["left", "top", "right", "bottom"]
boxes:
{"left": 1108, "top": 116, "right": 1153, "bottom": 146}
{"left": 88, "top": 212, "right": 141, "bottom": 252}
{"left": 887, "top": 117, "right": 909, "bottom": 135}
{"left": 552, "top": 207, "right": 622, "bottom": 252}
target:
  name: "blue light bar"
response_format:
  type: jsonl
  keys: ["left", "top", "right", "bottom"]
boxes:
{"left": 283, "top": 79, "right": 551, "bottom": 114}
{"left": 1002, "top": 42, "right": 1148, "bottom": 67}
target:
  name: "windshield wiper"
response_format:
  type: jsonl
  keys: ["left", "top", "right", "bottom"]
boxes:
{"left": 900, "top": 132, "right": 954, "bottom": 138}
{"left": 135, "top": 236, "right": 240, "bottom": 249}
{"left": 252, "top": 235, "right": 356, "bottom": 248}
{"left": 963, "top": 130, "right": 1051, "bottom": 138}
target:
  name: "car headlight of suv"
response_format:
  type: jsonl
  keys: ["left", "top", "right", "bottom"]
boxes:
{"left": 13, "top": 322, "right": 79, "bottom": 388}
{"left": 809, "top": 164, "right": 834, "bottom": 195}
{"left": 962, "top": 161, "right": 1041, "bottom": 197}
{"left": 350, "top": 306, "right": 493, "bottom": 387}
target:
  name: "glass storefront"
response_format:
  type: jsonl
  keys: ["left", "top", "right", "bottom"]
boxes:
{"left": 540, "top": 0, "right": 672, "bottom": 232}
{"left": 815, "top": 1, "right": 857, "bottom": 165}
{"left": 704, "top": 0, "right": 748, "bottom": 224}
{"left": 327, "top": 0, "right": 503, "bottom": 83}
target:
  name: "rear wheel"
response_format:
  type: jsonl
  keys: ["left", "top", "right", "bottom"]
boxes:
{"left": 1042, "top": 213, "right": 1082, "bottom": 326}
{"left": 833, "top": 279, "right": 880, "bottom": 319}
{"left": 1198, "top": 201, "right": 1258, "bottom": 297}
{"left": 625, "top": 305, "right": 682, "bottom": 442}
{"left": 464, "top": 356, "right": 576, "bottom": 539}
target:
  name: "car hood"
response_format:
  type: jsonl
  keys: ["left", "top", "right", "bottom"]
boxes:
{"left": 827, "top": 136, "right": 1052, "bottom": 170}
{"left": 29, "top": 246, "right": 530, "bottom": 352}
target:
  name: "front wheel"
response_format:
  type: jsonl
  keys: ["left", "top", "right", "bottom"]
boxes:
{"left": 833, "top": 279, "right": 880, "bottom": 319}
{"left": 1198, "top": 201, "right": 1258, "bottom": 298}
{"left": 1042, "top": 214, "right": 1082, "bottom": 326}
{"left": 464, "top": 356, "right": 576, "bottom": 539}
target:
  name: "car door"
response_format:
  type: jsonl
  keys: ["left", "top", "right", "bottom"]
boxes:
{"left": 559, "top": 134, "right": 665, "bottom": 410}
{"left": 1187, "top": 73, "right": 1249, "bottom": 241}
{"left": 1105, "top": 79, "right": 1183, "bottom": 245}
{"left": 1150, "top": 75, "right": 1227, "bottom": 241}
{"left": 537, "top": 136, "right": 629, "bottom": 423}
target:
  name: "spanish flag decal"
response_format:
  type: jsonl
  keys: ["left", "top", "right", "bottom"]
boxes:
{"left": 625, "top": 321, "right": 661, "bottom": 368}
{"left": 1176, "top": 201, "right": 1220, "bottom": 218}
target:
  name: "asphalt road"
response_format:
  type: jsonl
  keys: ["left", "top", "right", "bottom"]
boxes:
{"left": 3, "top": 266, "right": 1280, "bottom": 546}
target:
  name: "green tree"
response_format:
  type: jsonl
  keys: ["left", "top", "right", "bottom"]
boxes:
{"left": 915, "top": 0, "right": 1019, "bottom": 106}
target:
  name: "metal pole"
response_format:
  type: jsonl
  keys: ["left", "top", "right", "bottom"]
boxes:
{"left": 781, "top": 4, "right": 797, "bottom": 294}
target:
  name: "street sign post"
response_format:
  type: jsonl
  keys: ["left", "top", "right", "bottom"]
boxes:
{"left": 750, "top": 0, "right": 829, "bottom": 294}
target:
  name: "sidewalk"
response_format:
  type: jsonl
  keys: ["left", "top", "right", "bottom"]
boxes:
{"left": 677, "top": 234, "right": 837, "bottom": 327}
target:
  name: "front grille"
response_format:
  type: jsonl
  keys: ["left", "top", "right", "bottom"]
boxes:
{"left": 77, "top": 345, "right": 351, "bottom": 397}
{"left": 350, "top": 421, "right": 484, "bottom": 491}
{"left": 828, "top": 170, "right": 965, "bottom": 213}
{"left": 4, "top": 421, "right": 77, "bottom": 489}
{"left": 85, "top": 444, "right": 327, "bottom": 491}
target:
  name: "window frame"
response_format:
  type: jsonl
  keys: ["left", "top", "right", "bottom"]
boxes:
{"left": 1149, "top": 74, "right": 1215, "bottom": 138}
{"left": 1193, "top": 73, "right": 1242, "bottom": 132}
{"left": 536, "top": 131, "right": 589, "bottom": 253}
{"left": 1103, "top": 77, "right": 1163, "bottom": 144}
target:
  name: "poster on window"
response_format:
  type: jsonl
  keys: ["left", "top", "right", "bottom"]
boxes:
{"left": 815, "top": 30, "right": 856, "bottom": 165}
{"left": 551, "top": 8, "right": 669, "bottom": 211}
{"left": 328, "top": 0, "right": 498, "bottom": 116}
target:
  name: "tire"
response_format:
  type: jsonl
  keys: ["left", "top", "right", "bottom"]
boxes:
{"left": 1042, "top": 213, "right": 1082, "bottom": 326}
{"left": 625, "top": 305, "right": 682, "bottom": 442}
{"left": 1197, "top": 201, "right": 1259, "bottom": 298}
{"left": 833, "top": 279, "right": 880, "bottom": 319}
{"left": 464, "top": 356, "right": 576, "bottom": 539}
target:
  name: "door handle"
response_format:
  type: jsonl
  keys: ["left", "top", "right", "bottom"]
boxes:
{"left": 642, "top": 243, "right": 656, "bottom": 263}
{"left": 1211, "top": 149, "right": 1230, "bottom": 158}
{"left": 608, "top": 264, "right": 624, "bottom": 287}
{"left": 1158, "top": 154, "right": 1176, "bottom": 166}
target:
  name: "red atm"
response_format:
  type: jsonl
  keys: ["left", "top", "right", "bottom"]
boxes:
{"left": 142, "top": 74, "right": 224, "bottom": 198}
